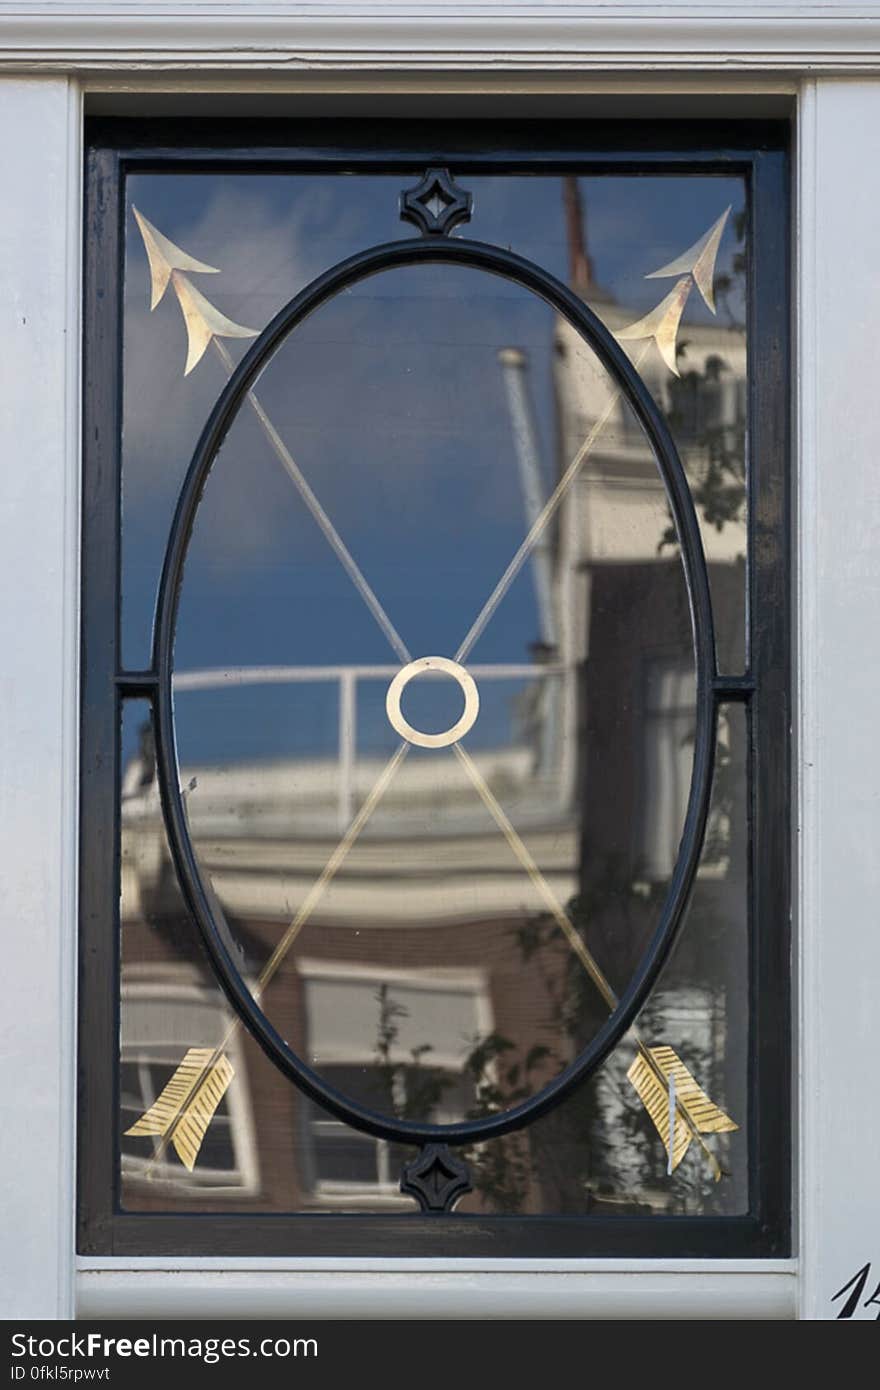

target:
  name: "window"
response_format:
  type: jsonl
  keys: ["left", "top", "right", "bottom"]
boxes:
{"left": 119, "top": 971, "right": 259, "bottom": 1197}
{"left": 297, "top": 964, "right": 488, "bottom": 1208}
{"left": 79, "top": 118, "right": 789, "bottom": 1257}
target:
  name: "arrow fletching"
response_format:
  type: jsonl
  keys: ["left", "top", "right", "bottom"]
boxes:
{"left": 125, "top": 1046, "right": 235, "bottom": 1172}
{"left": 627, "top": 1045, "right": 737, "bottom": 1178}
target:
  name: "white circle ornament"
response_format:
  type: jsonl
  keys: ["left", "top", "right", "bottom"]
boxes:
{"left": 385, "top": 656, "right": 480, "bottom": 750}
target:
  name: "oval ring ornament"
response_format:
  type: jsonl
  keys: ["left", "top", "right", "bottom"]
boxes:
{"left": 152, "top": 231, "right": 718, "bottom": 1151}
{"left": 386, "top": 656, "right": 480, "bottom": 749}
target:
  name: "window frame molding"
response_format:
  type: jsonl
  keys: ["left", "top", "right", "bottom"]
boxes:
{"left": 77, "top": 113, "right": 791, "bottom": 1266}
{"left": 3, "top": 2, "right": 880, "bottom": 75}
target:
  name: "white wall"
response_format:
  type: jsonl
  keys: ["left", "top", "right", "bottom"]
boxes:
{"left": 0, "top": 76, "right": 80, "bottom": 1320}
{"left": 797, "top": 77, "right": 880, "bottom": 1322}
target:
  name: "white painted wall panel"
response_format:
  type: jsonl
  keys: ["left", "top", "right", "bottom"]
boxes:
{"left": 798, "top": 77, "right": 880, "bottom": 1321}
{"left": 0, "top": 76, "right": 79, "bottom": 1320}
{"left": 3, "top": 4, "right": 880, "bottom": 74}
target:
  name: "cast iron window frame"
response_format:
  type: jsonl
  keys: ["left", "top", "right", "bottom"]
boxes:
{"left": 79, "top": 116, "right": 791, "bottom": 1258}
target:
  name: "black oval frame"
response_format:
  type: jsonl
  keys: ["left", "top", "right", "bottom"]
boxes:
{"left": 153, "top": 236, "right": 718, "bottom": 1148}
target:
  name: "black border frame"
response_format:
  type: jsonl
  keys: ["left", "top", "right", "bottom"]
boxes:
{"left": 79, "top": 116, "right": 791, "bottom": 1258}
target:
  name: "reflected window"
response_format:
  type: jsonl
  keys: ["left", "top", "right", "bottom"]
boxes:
{"left": 119, "top": 975, "right": 259, "bottom": 1197}
{"left": 638, "top": 657, "right": 697, "bottom": 883}
{"left": 299, "top": 968, "right": 487, "bottom": 1207}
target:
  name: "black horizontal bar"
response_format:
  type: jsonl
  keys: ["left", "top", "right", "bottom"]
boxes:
{"left": 116, "top": 670, "right": 158, "bottom": 697}
{"left": 98, "top": 1211, "right": 778, "bottom": 1261}
{"left": 713, "top": 674, "right": 756, "bottom": 700}
{"left": 89, "top": 115, "right": 785, "bottom": 170}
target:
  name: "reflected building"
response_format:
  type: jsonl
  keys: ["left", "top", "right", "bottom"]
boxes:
{"left": 547, "top": 181, "right": 747, "bottom": 1211}
{"left": 119, "top": 180, "right": 749, "bottom": 1221}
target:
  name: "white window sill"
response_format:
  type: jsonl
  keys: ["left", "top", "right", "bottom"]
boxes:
{"left": 76, "top": 1259, "right": 796, "bottom": 1319}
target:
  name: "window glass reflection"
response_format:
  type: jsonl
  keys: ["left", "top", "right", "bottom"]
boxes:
{"left": 119, "top": 169, "right": 750, "bottom": 1217}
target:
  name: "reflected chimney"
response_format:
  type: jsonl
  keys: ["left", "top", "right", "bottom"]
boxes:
{"left": 563, "top": 175, "right": 595, "bottom": 294}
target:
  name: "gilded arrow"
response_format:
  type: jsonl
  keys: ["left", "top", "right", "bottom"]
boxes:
{"left": 616, "top": 206, "right": 731, "bottom": 376}
{"left": 616, "top": 277, "right": 692, "bottom": 376}
{"left": 132, "top": 207, "right": 258, "bottom": 373}
{"left": 131, "top": 207, "right": 410, "bottom": 661}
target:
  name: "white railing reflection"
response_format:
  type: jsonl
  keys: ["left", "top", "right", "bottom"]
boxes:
{"left": 172, "top": 663, "right": 565, "bottom": 832}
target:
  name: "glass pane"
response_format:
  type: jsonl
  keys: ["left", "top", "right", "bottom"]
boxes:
{"left": 118, "top": 166, "right": 751, "bottom": 1216}
{"left": 465, "top": 704, "right": 749, "bottom": 1216}
{"left": 119, "top": 701, "right": 747, "bottom": 1216}
{"left": 122, "top": 172, "right": 747, "bottom": 671}
{"left": 119, "top": 698, "right": 422, "bottom": 1213}
{"left": 120, "top": 173, "right": 406, "bottom": 669}
{"left": 565, "top": 175, "right": 748, "bottom": 675}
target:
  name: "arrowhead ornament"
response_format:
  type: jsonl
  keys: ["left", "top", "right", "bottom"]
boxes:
{"left": 170, "top": 270, "right": 260, "bottom": 376}
{"left": 132, "top": 206, "right": 219, "bottom": 309}
{"left": 616, "top": 276, "right": 692, "bottom": 376}
{"left": 645, "top": 205, "right": 732, "bottom": 314}
{"left": 132, "top": 205, "right": 258, "bottom": 375}
{"left": 615, "top": 206, "right": 732, "bottom": 375}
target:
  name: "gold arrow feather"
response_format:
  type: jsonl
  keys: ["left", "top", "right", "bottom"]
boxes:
{"left": 131, "top": 206, "right": 258, "bottom": 374}
{"left": 125, "top": 1047, "right": 234, "bottom": 1172}
{"left": 627, "top": 1045, "right": 737, "bottom": 1174}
